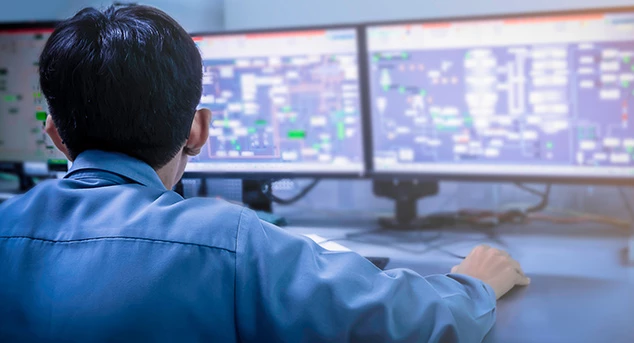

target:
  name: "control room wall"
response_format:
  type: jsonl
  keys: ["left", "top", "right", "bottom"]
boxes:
{"left": 2, "top": 0, "right": 225, "bottom": 33}
{"left": 224, "top": 0, "right": 634, "bottom": 30}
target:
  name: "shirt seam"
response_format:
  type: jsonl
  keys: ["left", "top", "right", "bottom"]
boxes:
{"left": 0, "top": 235, "right": 236, "bottom": 253}
{"left": 234, "top": 207, "right": 247, "bottom": 342}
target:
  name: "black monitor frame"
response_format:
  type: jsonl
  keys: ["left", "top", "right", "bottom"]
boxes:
{"left": 0, "top": 21, "right": 65, "bottom": 176}
{"left": 185, "top": 24, "right": 371, "bottom": 180}
{"left": 361, "top": 5, "right": 634, "bottom": 185}
{"left": 0, "top": 21, "right": 58, "bottom": 32}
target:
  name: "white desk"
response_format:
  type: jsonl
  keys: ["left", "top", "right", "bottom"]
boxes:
{"left": 282, "top": 213, "right": 634, "bottom": 343}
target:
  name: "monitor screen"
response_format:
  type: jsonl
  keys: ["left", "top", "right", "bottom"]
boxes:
{"left": 366, "top": 8, "right": 634, "bottom": 182}
{"left": 186, "top": 28, "right": 365, "bottom": 176}
{"left": 0, "top": 24, "right": 67, "bottom": 167}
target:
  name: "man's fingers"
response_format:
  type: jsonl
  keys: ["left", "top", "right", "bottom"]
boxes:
{"left": 451, "top": 265, "right": 459, "bottom": 273}
{"left": 515, "top": 273, "right": 531, "bottom": 286}
{"left": 509, "top": 259, "right": 526, "bottom": 277}
{"left": 496, "top": 249, "right": 510, "bottom": 257}
{"left": 470, "top": 244, "right": 490, "bottom": 256}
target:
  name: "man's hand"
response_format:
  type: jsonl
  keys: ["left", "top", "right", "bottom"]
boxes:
{"left": 451, "top": 245, "right": 530, "bottom": 300}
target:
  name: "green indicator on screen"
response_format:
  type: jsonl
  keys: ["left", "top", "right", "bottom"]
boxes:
{"left": 373, "top": 55, "right": 380, "bottom": 63}
{"left": 36, "top": 111, "right": 47, "bottom": 121}
{"left": 628, "top": 146, "right": 634, "bottom": 153}
{"left": 282, "top": 106, "right": 292, "bottom": 113}
{"left": 224, "top": 118, "right": 229, "bottom": 127}
{"left": 313, "top": 144, "right": 320, "bottom": 150}
{"left": 337, "top": 122, "right": 345, "bottom": 140}
{"left": 288, "top": 130, "right": 306, "bottom": 139}
{"left": 247, "top": 127, "right": 256, "bottom": 133}
{"left": 465, "top": 52, "right": 472, "bottom": 59}
{"left": 48, "top": 159, "right": 67, "bottom": 165}
{"left": 383, "top": 85, "right": 390, "bottom": 91}
{"left": 399, "top": 86, "right": 406, "bottom": 94}
{"left": 623, "top": 80, "right": 630, "bottom": 88}
{"left": 33, "top": 92, "right": 42, "bottom": 98}
{"left": 4, "top": 95, "right": 17, "bottom": 102}
{"left": 401, "top": 52, "right": 409, "bottom": 59}
{"left": 236, "top": 145, "right": 241, "bottom": 151}
{"left": 255, "top": 119, "right": 267, "bottom": 126}
{"left": 331, "top": 55, "right": 337, "bottom": 62}
{"left": 547, "top": 142, "right": 554, "bottom": 149}
{"left": 420, "top": 89, "right": 427, "bottom": 96}
{"left": 624, "top": 56, "right": 631, "bottom": 64}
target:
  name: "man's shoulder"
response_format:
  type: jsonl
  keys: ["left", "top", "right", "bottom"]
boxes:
{"left": 123, "top": 195, "right": 252, "bottom": 254}
{"left": 0, "top": 180, "right": 255, "bottom": 254}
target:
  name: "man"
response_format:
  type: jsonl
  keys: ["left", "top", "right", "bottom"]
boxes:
{"left": 0, "top": 5, "right": 529, "bottom": 342}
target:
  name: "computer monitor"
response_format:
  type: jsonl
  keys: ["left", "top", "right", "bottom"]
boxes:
{"left": 365, "top": 7, "right": 634, "bottom": 184}
{"left": 186, "top": 27, "right": 366, "bottom": 177}
{"left": 0, "top": 22, "right": 67, "bottom": 171}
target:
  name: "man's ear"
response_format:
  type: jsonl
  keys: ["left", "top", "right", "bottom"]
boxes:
{"left": 45, "top": 115, "right": 72, "bottom": 160}
{"left": 184, "top": 108, "right": 211, "bottom": 156}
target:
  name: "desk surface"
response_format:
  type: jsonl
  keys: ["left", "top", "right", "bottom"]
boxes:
{"left": 281, "top": 212, "right": 634, "bottom": 343}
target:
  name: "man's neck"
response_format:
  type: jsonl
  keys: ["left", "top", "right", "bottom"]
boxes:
{"left": 155, "top": 153, "right": 186, "bottom": 190}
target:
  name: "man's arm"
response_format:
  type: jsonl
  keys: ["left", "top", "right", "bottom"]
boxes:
{"left": 234, "top": 209, "right": 502, "bottom": 342}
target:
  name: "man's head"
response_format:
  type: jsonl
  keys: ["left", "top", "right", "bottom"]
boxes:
{"left": 40, "top": 4, "right": 210, "bottom": 184}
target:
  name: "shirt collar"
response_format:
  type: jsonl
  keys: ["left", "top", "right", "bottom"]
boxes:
{"left": 65, "top": 150, "right": 167, "bottom": 190}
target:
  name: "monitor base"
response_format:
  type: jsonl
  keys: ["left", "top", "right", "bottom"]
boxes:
{"left": 4, "top": 163, "right": 36, "bottom": 193}
{"left": 243, "top": 180, "right": 288, "bottom": 226}
{"left": 18, "top": 173, "right": 35, "bottom": 192}
{"left": 373, "top": 179, "right": 440, "bottom": 230}
{"left": 242, "top": 179, "right": 273, "bottom": 213}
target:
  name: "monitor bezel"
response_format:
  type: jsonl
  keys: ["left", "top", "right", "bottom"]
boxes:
{"left": 361, "top": 5, "right": 634, "bottom": 185}
{"left": 186, "top": 24, "right": 370, "bottom": 180}
{"left": 0, "top": 21, "right": 67, "bottom": 174}
{"left": 0, "top": 21, "right": 58, "bottom": 32}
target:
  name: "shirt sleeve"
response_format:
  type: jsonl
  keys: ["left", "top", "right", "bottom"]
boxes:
{"left": 234, "top": 209, "right": 496, "bottom": 343}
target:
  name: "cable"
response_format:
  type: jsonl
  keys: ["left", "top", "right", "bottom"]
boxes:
{"left": 618, "top": 187, "right": 634, "bottom": 225}
{"left": 527, "top": 213, "right": 630, "bottom": 229}
{"left": 524, "top": 183, "right": 551, "bottom": 213}
{"left": 544, "top": 208, "right": 630, "bottom": 229}
{"left": 452, "top": 183, "right": 552, "bottom": 227}
{"left": 514, "top": 182, "right": 548, "bottom": 197}
{"left": 263, "top": 179, "right": 321, "bottom": 205}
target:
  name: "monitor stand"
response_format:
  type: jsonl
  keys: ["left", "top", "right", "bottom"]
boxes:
{"left": 18, "top": 173, "right": 35, "bottom": 192}
{"left": 242, "top": 179, "right": 273, "bottom": 212}
{"left": 373, "top": 180, "right": 440, "bottom": 230}
{"left": 242, "top": 180, "right": 288, "bottom": 226}
{"left": 7, "top": 163, "right": 36, "bottom": 193}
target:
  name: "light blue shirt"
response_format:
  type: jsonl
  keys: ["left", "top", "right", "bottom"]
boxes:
{"left": 0, "top": 150, "right": 496, "bottom": 342}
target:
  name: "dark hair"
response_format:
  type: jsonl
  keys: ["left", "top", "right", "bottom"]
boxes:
{"left": 39, "top": 5, "right": 202, "bottom": 169}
